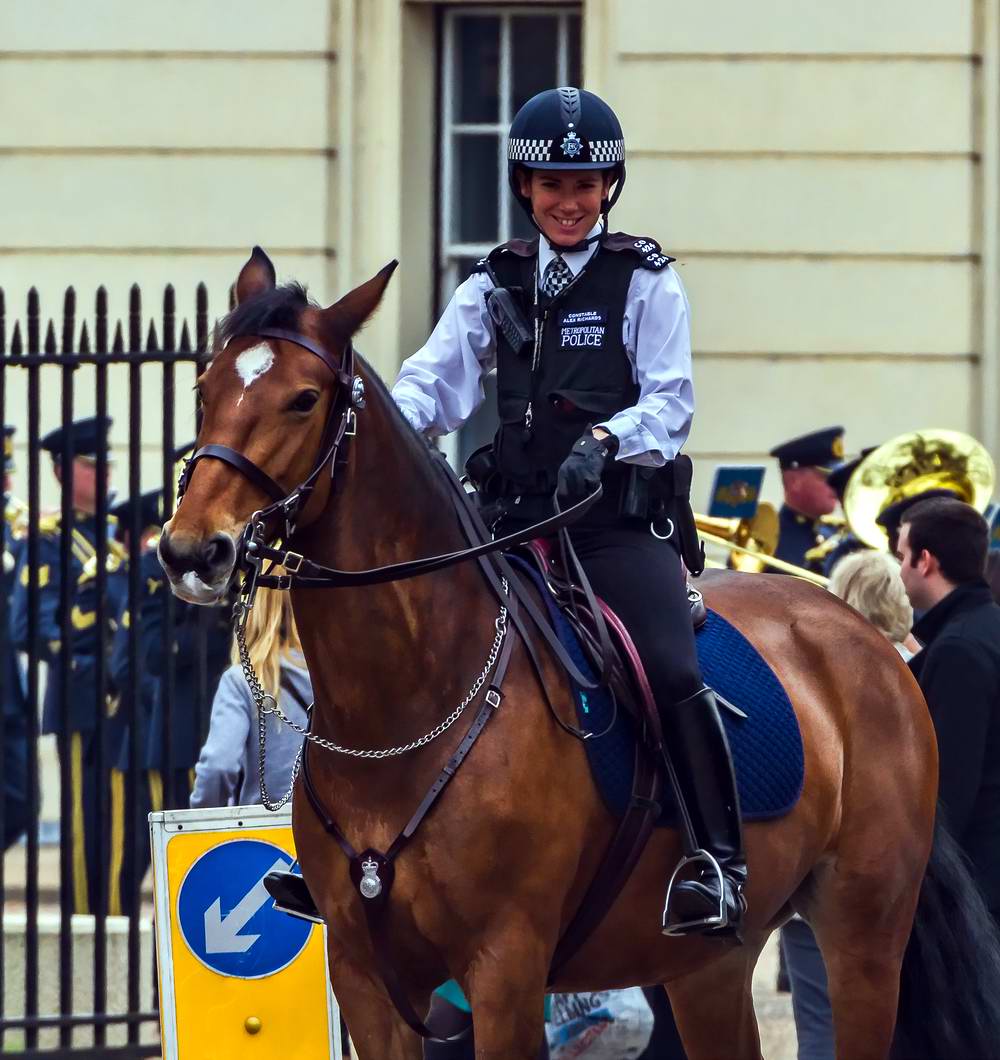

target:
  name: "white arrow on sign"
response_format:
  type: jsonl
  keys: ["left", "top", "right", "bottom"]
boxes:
{"left": 204, "top": 858, "right": 289, "bottom": 954}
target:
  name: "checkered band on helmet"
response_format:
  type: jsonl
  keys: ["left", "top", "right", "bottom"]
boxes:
{"left": 508, "top": 138, "right": 554, "bottom": 164}
{"left": 589, "top": 139, "right": 625, "bottom": 164}
{"left": 508, "top": 136, "right": 624, "bottom": 166}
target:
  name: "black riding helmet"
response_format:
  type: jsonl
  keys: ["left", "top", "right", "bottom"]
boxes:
{"left": 507, "top": 87, "right": 626, "bottom": 243}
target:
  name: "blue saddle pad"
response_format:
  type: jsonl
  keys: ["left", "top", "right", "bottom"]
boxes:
{"left": 509, "top": 559, "right": 804, "bottom": 823}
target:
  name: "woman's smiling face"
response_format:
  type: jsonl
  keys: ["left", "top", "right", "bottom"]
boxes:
{"left": 517, "top": 168, "right": 612, "bottom": 248}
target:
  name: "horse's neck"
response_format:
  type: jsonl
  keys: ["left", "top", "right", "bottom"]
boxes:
{"left": 291, "top": 375, "right": 496, "bottom": 750}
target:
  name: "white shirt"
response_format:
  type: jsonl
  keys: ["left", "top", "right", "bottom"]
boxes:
{"left": 391, "top": 225, "right": 694, "bottom": 466}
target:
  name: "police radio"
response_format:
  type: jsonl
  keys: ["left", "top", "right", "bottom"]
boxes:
{"left": 486, "top": 287, "right": 534, "bottom": 357}
{"left": 478, "top": 257, "right": 534, "bottom": 357}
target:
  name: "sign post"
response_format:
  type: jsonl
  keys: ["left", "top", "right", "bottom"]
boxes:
{"left": 151, "top": 805, "right": 342, "bottom": 1059}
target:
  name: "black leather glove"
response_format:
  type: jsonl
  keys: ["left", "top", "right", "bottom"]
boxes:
{"left": 556, "top": 432, "right": 618, "bottom": 506}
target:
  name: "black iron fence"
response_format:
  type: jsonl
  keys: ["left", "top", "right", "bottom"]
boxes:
{"left": 0, "top": 283, "right": 224, "bottom": 1056}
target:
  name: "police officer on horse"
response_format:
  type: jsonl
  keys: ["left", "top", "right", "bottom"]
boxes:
{"left": 392, "top": 87, "right": 746, "bottom": 936}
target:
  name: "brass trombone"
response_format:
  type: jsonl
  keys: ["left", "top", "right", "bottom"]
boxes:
{"left": 695, "top": 504, "right": 830, "bottom": 587}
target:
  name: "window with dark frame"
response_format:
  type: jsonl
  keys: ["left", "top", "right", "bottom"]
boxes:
{"left": 438, "top": 5, "right": 582, "bottom": 461}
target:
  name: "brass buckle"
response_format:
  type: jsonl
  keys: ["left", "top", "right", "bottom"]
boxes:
{"left": 283, "top": 551, "right": 305, "bottom": 574}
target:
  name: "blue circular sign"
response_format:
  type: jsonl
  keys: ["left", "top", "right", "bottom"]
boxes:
{"left": 177, "top": 839, "right": 313, "bottom": 979}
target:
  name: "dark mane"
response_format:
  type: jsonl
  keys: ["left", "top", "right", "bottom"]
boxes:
{"left": 355, "top": 352, "right": 443, "bottom": 466}
{"left": 219, "top": 282, "right": 315, "bottom": 343}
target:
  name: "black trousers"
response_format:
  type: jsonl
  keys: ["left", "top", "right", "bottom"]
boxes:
{"left": 640, "top": 986, "right": 688, "bottom": 1059}
{"left": 567, "top": 523, "right": 704, "bottom": 704}
{"left": 56, "top": 731, "right": 127, "bottom": 916}
{"left": 780, "top": 919, "right": 834, "bottom": 1060}
{"left": 3, "top": 711, "right": 29, "bottom": 850}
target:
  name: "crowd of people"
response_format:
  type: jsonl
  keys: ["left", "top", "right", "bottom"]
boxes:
{"left": 1, "top": 415, "right": 231, "bottom": 916}
{"left": 764, "top": 425, "right": 1000, "bottom": 1060}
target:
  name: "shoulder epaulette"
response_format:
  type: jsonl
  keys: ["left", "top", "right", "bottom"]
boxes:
{"left": 79, "top": 548, "right": 124, "bottom": 584}
{"left": 472, "top": 238, "right": 539, "bottom": 275}
{"left": 602, "top": 232, "right": 674, "bottom": 271}
{"left": 5, "top": 497, "right": 29, "bottom": 540}
{"left": 38, "top": 512, "right": 62, "bottom": 536}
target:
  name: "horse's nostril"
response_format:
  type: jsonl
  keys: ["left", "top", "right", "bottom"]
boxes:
{"left": 203, "top": 533, "right": 236, "bottom": 573}
{"left": 158, "top": 530, "right": 183, "bottom": 573}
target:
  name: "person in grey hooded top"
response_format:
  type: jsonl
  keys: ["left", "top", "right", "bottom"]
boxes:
{"left": 190, "top": 587, "right": 310, "bottom": 809}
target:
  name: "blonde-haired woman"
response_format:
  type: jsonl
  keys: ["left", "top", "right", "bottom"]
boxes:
{"left": 190, "top": 584, "right": 310, "bottom": 808}
{"left": 829, "top": 550, "right": 921, "bottom": 659}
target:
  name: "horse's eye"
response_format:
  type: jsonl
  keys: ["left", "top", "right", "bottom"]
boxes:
{"left": 289, "top": 390, "right": 320, "bottom": 413}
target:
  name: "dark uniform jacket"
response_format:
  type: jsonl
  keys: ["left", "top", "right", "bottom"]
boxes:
{"left": 112, "top": 549, "right": 230, "bottom": 774}
{"left": 2, "top": 503, "right": 28, "bottom": 719}
{"left": 774, "top": 504, "right": 836, "bottom": 573}
{"left": 11, "top": 514, "right": 127, "bottom": 738}
{"left": 909, "top": 580, "right": 1000, "bottom": 913}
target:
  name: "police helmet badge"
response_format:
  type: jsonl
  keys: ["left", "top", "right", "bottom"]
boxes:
{"left": 561, "top": 130, "right": 582, "bottom": 159}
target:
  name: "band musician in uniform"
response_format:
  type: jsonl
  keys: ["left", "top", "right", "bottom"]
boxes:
{"left": 393, "top": 86, "right": 745, "bottom": 939}
{"left": 2, "top": 425, "right": 29, "bottom": 850}
{"left": 11, "top": 417, "right": 128, "bottom": 915}
{"left": 768, "top": 427, "right": 844, "bottom": 573}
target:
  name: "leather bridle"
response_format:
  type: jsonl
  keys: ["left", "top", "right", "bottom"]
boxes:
{"left": 177, "top": 327, "right": 364, "bottom": 550}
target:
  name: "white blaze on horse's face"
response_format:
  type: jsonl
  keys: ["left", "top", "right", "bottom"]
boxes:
{"left": 234, "top": 342, "right": 275, "bottom": 406}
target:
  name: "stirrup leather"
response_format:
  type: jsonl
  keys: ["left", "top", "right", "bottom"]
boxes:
{"left": 661, "top": 848, "right": 728, "bottom": 936}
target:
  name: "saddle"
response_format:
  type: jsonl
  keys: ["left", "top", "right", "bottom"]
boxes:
{"left": 511, "top": 537, "right": 706, "bottom": 752}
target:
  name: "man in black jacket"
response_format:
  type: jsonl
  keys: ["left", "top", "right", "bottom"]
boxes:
{"left": 898, "top": 497, "right": 1000, "bottom": 920}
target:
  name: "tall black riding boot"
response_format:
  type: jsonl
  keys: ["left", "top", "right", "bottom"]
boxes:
{"left": 660, "top": 686, "right": 747, "bottom": 938}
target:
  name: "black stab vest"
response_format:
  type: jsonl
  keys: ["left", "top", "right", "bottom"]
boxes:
{"left": 476, "top": 234, "right": 673, "bottom": 507}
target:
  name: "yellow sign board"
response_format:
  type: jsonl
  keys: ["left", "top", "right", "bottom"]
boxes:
{"left": 151, "top": 805, "right": 341, "bottom": 1059}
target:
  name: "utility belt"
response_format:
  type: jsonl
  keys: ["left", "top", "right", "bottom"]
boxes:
{"left": 464, "top": 445, "right": 705, "bottom": 575}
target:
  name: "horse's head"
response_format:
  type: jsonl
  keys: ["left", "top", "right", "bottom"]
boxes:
{"left": 159, "top": 246, "right": 396, "bottom": 603}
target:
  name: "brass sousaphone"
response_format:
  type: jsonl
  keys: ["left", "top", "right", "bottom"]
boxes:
{"left": 843, "top": 429, "right": 996, "bottom": 549}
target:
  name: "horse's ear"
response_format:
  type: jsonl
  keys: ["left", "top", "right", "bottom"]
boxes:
{"left": 235, "top": 246, "right": 277, "bottom": 304}
{"left": 324, "top": 261, "right": 399, "bottom": 341}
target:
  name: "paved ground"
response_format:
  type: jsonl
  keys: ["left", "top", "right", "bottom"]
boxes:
{"left": 753, "top": 932, "right": 797, "bottom": 1059}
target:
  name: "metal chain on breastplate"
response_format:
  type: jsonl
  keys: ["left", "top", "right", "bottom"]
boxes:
{"left": 239, "top": 579, "right": 509, "bottom": 811}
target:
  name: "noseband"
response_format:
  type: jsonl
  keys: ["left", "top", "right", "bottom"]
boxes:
{"left": 177, "top": 327, "right": 365, "bottom": 543}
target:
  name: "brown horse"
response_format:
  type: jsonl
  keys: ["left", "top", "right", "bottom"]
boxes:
{"left": 159, "top": 249, "right": 991, "bottom": 1059}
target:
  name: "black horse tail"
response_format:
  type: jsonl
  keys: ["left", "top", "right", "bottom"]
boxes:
{"left": 892, "top": 816, "right": 1000, "bottom": 1059}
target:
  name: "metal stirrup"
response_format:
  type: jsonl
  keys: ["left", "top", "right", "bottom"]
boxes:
{"left": 661, "top": 849, "right": 728, "bottom": 936}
